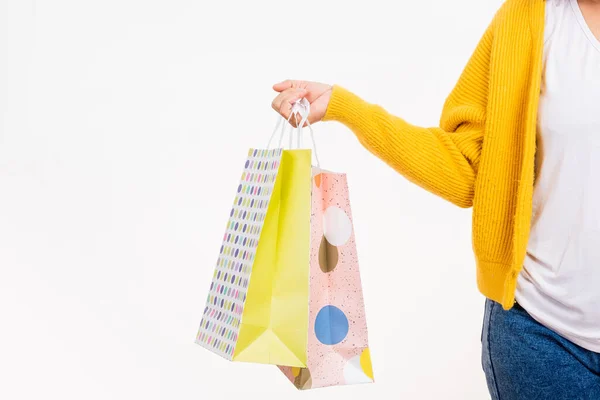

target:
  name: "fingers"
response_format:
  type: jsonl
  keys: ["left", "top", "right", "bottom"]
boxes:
{"left": 271, "top": 88, "right": 307, "bottom": 126}
{"left": 272, "top": 79, "right": 306, "bottom": 92}
{"left": 272, "top": 80, "right": 292, "bottom": 92}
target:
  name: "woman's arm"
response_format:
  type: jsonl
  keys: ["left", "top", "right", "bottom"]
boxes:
{"left": 324, "top": 17, "right": 495, "bottom": 209}
{"left": 272, "top": 10, "right": 496, "bottom": 209}
{"left": 323, "top": 87, "right": 485, "bottom": 209}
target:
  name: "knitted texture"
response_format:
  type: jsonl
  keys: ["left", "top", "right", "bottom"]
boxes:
{"left": 322, "top": 0, "right": 545, "bottom": 310}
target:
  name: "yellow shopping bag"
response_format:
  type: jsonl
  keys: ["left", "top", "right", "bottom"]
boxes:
{"left": 195, "top": 108, "right": 314, "bottom": 367}
{"left": 233, "top": 149, "right": 312, "bottom": 366}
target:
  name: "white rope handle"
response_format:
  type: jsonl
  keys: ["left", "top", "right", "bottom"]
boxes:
{"left": 266, "top": 98, "right": 321, "bottom": 169}
{"left": 266, "top": 112, "right": 294, "bottom": 149}
{"left": 304, "top": 119, "right": 322, "bottom": 170}
{"left": 290, "top": 98, "right": 321, "bottom": 169}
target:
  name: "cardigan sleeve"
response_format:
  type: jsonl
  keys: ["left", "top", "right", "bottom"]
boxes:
{"left": 322, "top": 12, "right": 497, "bottom": 209}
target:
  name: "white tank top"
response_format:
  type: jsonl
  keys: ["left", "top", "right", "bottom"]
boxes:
{"left": 515, "top": 0, "right": 600, "bottom": 352}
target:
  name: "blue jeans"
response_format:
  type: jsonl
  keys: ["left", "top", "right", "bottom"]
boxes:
{"left": 481, "top": 298, "right": 600, "bottom": 399}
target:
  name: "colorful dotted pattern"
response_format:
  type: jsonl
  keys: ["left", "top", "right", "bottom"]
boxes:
{"left": 196, "top": 148, "right": 283, "bottom": 360}
{"left": 279, "top": 169, "right": 373, "bottom": 389}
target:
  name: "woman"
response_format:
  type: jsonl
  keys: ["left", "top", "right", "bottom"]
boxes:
{"left": 271, "top": 0, "right": 600, "bottom": 398}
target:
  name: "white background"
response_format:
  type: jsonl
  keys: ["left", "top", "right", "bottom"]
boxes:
{"left": 1, "top": 0, "right": 503, "bottom": 398}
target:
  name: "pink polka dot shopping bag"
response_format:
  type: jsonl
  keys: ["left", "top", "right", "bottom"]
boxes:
{"left": 195, "top": 99, "right": 374, "bottom": 390}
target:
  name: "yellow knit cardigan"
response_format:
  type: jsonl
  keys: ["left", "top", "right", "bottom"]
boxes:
{"left": 322, "top": 0, "right": 546, "bottom": 310}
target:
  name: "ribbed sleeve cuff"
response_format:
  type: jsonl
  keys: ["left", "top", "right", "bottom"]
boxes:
{"left": 322, "top": 85, "right": 372, "bottom": 135}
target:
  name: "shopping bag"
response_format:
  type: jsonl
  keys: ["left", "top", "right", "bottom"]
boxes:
{"left": 195, "top": 104, "right": 313, "bottom": 367}
{"left": 278, "top": 167, "right": 374, "bottom": 390}
{"left": 195, "top": 99, "right": 374, "bottom": 387}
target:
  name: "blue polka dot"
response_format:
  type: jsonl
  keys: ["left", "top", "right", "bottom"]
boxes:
{"left": 314, "top": 305, "right": 349, "bottom": 345}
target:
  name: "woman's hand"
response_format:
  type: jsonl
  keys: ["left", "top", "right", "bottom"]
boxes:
{"left": 271, "top": 80, "right": 332, "bottom": 126}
